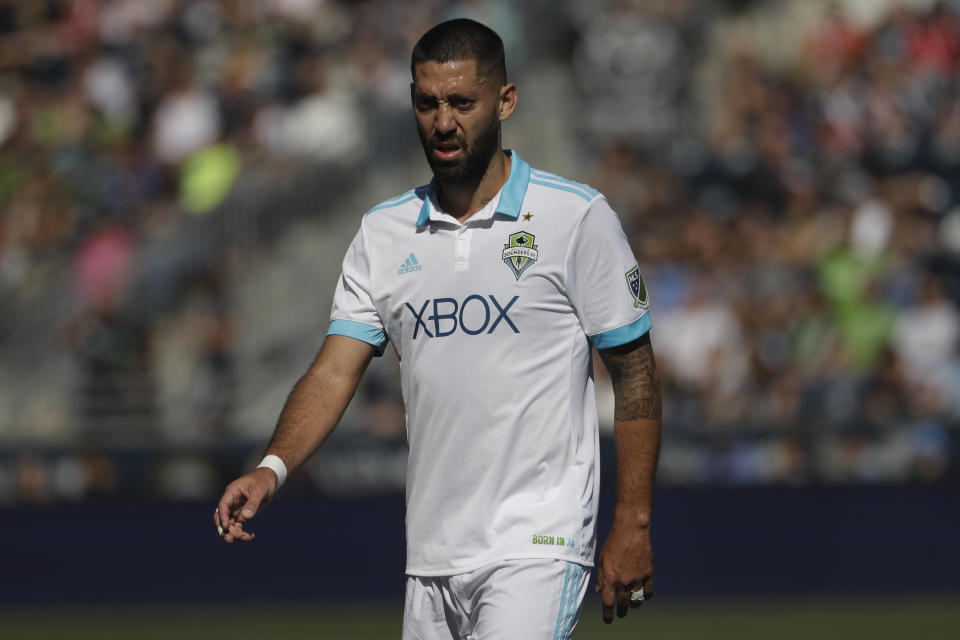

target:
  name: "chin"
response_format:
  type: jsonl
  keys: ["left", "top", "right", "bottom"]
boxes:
{"left": 433, "top": 166, "right": 477, "bottom": 184}
{"left": 428, "top": 157, "right": 465, "bottom": 178}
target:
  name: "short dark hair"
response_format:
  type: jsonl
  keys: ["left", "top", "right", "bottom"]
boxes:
{"left": 411, "top": 18, "right": 507, "bottom": 85}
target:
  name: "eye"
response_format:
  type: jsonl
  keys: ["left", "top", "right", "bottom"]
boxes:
{"left": 415, "top": 96, "right": 437, "bottom": 112}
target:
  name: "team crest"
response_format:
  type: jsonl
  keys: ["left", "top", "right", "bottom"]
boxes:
{"left": 625, "top": 265, "right": 647, "bottom": 308}
{"left": 502, "top": 231, "right": 539, "bottom": 280}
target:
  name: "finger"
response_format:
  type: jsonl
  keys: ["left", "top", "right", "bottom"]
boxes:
{"left": 238, "top": 489, "right": 267, "bottom": 523}
{"left": 629, "top": 585, "right": 644, "bottom": 609}
{"left": 601, "top": 583, "right": 616, "bottom": 624}
{"left": 218, "top": 491, "right": 239, "bottom": 527}
{"left": 232, "top": 530, "right": 255, "bottom": 542}
{"left": 224, "top": 525, "right": 242, "bottom": 543}
{"left": 229, "top": 520, "right": 255, "bottom": 543}
{"left": 229, "top": 520, "right": 246, "bottom": 537}
{"left": 616, "top": 587, "right": 629, "bottom": 618}
{"left": 643, "top": 576, "right": 654, "bottom": 601}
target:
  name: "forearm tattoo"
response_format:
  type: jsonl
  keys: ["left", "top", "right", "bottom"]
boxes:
{"left": 600, "top": 334, "right": 661, "bottom": 422}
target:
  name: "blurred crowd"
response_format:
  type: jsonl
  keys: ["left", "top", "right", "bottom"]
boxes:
{"left": 0, "top": 0, "right": 531, "bottom": 502}
{"left": 597, "top": 0, "right": 960, "bottom": 484}
{"left": 0, "top": 0, "right": 510, "bottom": 441}
{"left": 1, "top": 0, "right": 958, "bottom": 503}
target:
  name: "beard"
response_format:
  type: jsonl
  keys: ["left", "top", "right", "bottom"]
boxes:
{"left": 418, "top": 110, "right": 501, "bottom": 186}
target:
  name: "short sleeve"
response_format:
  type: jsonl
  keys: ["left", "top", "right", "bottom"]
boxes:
{"left": 565, "top": 197, "right": 651, "bottom": 349}
{"left": 327, "top": 224, "right": 388, "bottom": 355}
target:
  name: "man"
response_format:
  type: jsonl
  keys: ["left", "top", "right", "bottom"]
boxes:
{"left": 214, "top": 18, "right": 660, "bottom": 639}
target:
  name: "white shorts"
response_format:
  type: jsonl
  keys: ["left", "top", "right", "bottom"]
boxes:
{"left": 402, "top": 558, "right": 590, "bottom": 640}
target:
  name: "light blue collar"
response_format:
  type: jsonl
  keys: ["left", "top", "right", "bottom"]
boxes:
{"left": 416, "top": 149, "right": 530, "bottom": 226}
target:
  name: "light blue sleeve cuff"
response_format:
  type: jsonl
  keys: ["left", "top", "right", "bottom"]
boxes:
{"left": 589, "top": 314, "right": 652, "bottom": 349}
{"left": 327, "top": 319, "right": 388, "bottom": 356}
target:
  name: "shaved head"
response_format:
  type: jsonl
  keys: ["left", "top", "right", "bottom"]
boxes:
{"left": 411, "top": 18, "right": 507, "bottom": 87}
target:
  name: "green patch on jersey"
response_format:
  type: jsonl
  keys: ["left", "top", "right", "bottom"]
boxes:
{"left": 503, "top": 230, "right": 539, "bottom": 280}
{"left": 625, "top": 265, "right": 647, "bottom": 308}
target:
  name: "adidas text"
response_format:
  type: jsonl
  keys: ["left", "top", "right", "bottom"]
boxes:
{"left": 398, "top": 252, "right": 423, "bottom": 275}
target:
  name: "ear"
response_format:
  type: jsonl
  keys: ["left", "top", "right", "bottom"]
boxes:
{"left": 498, "top": 82, "right": 518, "bottom": 122}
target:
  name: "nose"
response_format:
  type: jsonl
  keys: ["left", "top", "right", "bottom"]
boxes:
{"left": 435, "top": 103, "right": 456, "bottom": 136}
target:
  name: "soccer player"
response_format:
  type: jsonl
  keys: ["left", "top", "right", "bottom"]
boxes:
{"left": 214, "top": 18, "right": 661, "bottom": 639}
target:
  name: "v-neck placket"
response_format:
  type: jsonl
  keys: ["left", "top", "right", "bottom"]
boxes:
{"left": 415, "top": 150, "right": 532, "bottom": 272}
{"left": 430, "top": 193, "right": 500, "bottom": 272}
{"left": 454, "top": 224, "right": 473, "bottom": 271}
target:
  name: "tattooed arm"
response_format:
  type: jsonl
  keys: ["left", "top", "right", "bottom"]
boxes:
{"left": 595, "top": 332, "right": 661, "bottom": 624}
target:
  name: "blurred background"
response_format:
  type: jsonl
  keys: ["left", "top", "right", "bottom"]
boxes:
{"left": 1, "top": 0, "right": 958, "bottom": 637}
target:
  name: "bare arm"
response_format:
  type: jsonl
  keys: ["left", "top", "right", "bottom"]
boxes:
{"left": 263, "top": 334, "right": 376, "bottom": 472}
{"left": 595, "top": 331, "right": 661, "bottom": 623}
{"left": 214, "top": 334, "right": 376, "bottom": 542}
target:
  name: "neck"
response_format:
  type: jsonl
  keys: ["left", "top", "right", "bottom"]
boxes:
{"left": 436, "top": 149, "right": 510, "bottom": 223}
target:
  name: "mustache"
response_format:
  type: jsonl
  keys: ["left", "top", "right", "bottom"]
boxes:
{"left": 430, "top": 134, "right": 466, "bottom": 148}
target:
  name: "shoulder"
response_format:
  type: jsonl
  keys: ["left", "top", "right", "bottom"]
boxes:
{"left": 526, "top": 167, "right": 602, "bottom": 210}
{"left": 525, "top": 167, "right": 613, "bottom": 234}
{"left": 363, "top": 184, "right": 430, "bottom": 218}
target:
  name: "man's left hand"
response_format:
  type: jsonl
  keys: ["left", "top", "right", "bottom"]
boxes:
{"left": 595, "top": 523, "right": 654, "bottom": 624}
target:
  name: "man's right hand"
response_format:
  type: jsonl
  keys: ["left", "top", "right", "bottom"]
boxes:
{"left": 214, "top": 467, "right": 278, "bottom": 543}
{"left": 210, "top": 335, "right": 376, "bottom": 544}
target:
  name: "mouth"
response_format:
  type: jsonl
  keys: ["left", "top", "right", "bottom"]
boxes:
{"left": 432, "top": 141, "right": 462, "bottom": 162}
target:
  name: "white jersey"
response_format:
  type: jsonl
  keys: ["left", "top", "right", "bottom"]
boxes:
{"left": 328, "top": 151, "right": 651, "bottom": 575}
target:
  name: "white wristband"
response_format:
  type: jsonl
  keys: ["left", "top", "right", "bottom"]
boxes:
{"left": 256, "top": 454, "right": 287, "bottom": 489}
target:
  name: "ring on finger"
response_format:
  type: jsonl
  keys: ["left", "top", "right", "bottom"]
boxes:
{"left": 630, "top": 586, "right": 645, "bottom": 603}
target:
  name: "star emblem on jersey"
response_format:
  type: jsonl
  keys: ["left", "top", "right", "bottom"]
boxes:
{"left": 625, "top": 265, "right": 647, "bottom": 308}
{"left": 522, "top": 212, "right": 533, "bottom": 221}
{"left": 502, "top": 231, "right": 539, "bottom": 280}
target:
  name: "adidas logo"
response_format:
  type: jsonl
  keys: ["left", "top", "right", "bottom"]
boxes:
{"left": 397, "top": 252, "right": 423, "bottom": 275}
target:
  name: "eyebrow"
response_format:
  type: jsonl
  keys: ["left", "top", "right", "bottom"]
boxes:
{"left": 413, "top": 90, "right": 480, "bottom": 101}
